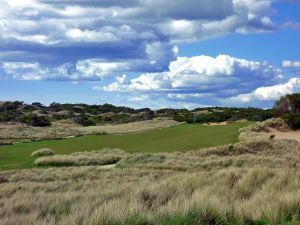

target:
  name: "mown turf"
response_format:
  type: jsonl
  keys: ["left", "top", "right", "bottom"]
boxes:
{"left": 0, "top": 122, "right": 252, "bottom": 170}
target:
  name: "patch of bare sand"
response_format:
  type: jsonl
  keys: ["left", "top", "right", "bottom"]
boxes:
{"left": 203, "top": 122, "right": 227, "bottom": 126}
{"left": 270, "top": 128, "right": 300, "bottom": 142}
{"left": 100, "top": 164, "right": 116, "bottom": 169}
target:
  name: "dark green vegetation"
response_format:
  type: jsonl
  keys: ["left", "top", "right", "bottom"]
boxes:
{"left": 0, "top": 100, "right": 270, "bottom": 127}
{"left": 0, "top": 101, "right": 154, "bottom": 126}
{"left": 273, "top": 93, "right": 300, "bottom": 130}
{"left": 0, "top": 122, "right": 252, "bottom": 170}
{"left": 173, "top": 107, "right": 273, "bottom": 123}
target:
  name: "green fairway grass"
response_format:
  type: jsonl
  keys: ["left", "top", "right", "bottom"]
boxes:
{"left": 0, "top": 122, "right": 252, "bottom": 170}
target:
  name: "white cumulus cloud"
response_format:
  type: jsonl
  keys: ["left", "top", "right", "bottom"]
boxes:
{"left": 282, "top": 60, "right": 300, "bottom": 68}
{"left": 101, "top": 55, "right": 283, "bottom": 93}
{"left": 230, "top": 78, "right": 300, "bottom": 102}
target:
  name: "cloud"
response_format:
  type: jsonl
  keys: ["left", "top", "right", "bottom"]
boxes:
{"left": 281, "top": 21, "right": 300, "bottom": 30}
{"left": 95, "top": 75, "right": 127, "bottom": 91}
{"left": 0, "top": 62, "right": 48, "bottom": 80}
{"left": 282, "top": 60, "right": 300, "bottom": 68}
{"left": 1, "top": 61, "right": 131, "bottom": 81}
{"left": 160, "top": 0, "right": 276, "bottom": 43}
{"left": 0, "top": 0, "right": 278, "bottom": 81}
{"left": 93, "top": 54, "right": 292, "bottom": 108}
{"left": 230, "top": 78, "right": 300, "bottom": 102}
{"left": 128, "top": 95, "right": 150, "bottom": 102}
{"left": 101, "top": 55, "right": 283, "bottom": 94}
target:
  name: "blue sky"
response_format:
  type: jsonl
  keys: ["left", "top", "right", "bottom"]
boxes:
{"left": 0, "top": 0, "right": 300, "bottom": 109}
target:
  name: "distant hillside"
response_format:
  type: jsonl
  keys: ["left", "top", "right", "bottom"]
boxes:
{"left": 0, "top": 101, "right": 273, "bottom": 127}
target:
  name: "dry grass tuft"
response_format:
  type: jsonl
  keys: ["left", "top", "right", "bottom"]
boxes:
{"left": 117, "top": 138, "right": 300, "bottom": 171}
{"left": 31, "top": 148, "right": 55, "bottom": 157}
{"left": 34, "top": 148, "right": 127, "bottom": 167}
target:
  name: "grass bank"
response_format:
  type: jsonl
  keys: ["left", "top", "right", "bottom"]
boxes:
{"left": 0, "top": 122, "right": 252, "bottom": 170}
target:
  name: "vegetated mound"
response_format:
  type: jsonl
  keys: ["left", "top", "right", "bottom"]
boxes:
{"left": 0, "top": 101, "right": 273, "bottom": 130}
{"left": 34, "top": 148, "right": 127, "bottom": 167}
{"left": 238, "top": 118, "right": 290, "bottom": 141}
{"left": 31, "top": 148, "right": 55, "bottom": 157}
{"left": 117, "top": 138, "right": 300, "bottom": 171}
{"left": 0, "top": 101, "right": 156, "bottom": 127}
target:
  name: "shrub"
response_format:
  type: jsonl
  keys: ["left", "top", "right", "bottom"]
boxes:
{"left": 228, "top": 144, "right": 234, "bottom": 151}
{"left": 74, "top": 113, "right": 96, "bottom": 126}
{"left": 174, "top": 111, "right": 193, "bottom": 123}
{"left": 274, "top": 93, "right": 300, "bottom": 116}
{"left": 269, "top": 134, "right": 276, "bottom": 140}
{"left": 31, "top": 148, "right": 55, "bottom": 157}
{"left": 282, "top": 113, "right": 300, "bottom": 130}
{"left": 19, "top": 114, "right": 51, "bottom": 127}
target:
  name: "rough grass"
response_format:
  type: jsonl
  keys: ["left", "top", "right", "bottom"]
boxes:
{"left": 0, "top": 122, "right": 251, "bottom": 170}
{"left": 34, "top": 149, "right": 126, "bottom": 167}
{"left": 31, "top": 148, "right": 55, "bottom": 157}
{"left": 0, "top": 118, "right": 179, "bottom": 144}
{"left": 1, "top": 121, "right": 299, "bottom": 224}
{"left": 239, "top": 118, "right": 289, "bottom": 141}
{"left": 1, "top": 144, "right": 300, "bottom": 225}
{"left": 117, "top": 139, "right": 300, "bottom": 171}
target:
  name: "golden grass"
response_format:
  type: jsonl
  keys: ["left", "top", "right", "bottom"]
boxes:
{"left": 238, "top": 118, "right": 289, "bottom": 141}
{"left": 77, "top": 118, "right": 181, "bottom": 134}
{"left": 117, "top": 139, "right": 300, "bottom": 171}
{"left": 34, "top": 149, "right": 127, "bottom": 167}
{"left": 0, "top": 167, "right": 300, "bottom": 225}
{"left": 31, "top": 148, "right": 55, "bottom": 157}
{"left": 1, "top": 136, "right": 300, "bottom": 225}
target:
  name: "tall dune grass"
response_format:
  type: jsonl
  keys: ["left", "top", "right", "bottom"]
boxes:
{"left": 34, "top": 148, "right": 127, "bottom": 167}
{"left": 1, "top": 121, "right": 300, "bottom": 225}
{"left": 1, "top": 166, "right": 300, "bottom": 225}
{"left": 31, "top": 148, "right": 55, "bottom": 157}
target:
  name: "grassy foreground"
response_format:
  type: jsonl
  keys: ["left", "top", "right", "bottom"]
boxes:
{"left": 1, "top": 138, "right": 300, "bottom": 225}
{"left": 0, "top": 122, "right": 251, "bottom": 170}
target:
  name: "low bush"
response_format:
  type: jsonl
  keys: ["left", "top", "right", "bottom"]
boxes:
{"left": 74, "top": 113, "right": 96, "bottom": 126}
{"left": 31, "top": 148, "right": 55, "bottom": 157}
{"left": 282, "top": 113, "right": 300, "bottom": 130}
{"left": 19, "top": 114, "right": 51, "bottom": 127}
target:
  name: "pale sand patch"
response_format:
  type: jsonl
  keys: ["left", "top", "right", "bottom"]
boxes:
{"left": 203, "top": 122, "right": 227, "bottom": 126}
{"left": 270, "top": 128, "right": 300, "bottom": 142}
{"left": 100, "top": 164, "right": 116, "bottom": 169}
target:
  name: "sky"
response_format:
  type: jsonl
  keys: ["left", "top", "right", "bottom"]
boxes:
{"left": 0, "top": 0, "right": 300, "bottom": 109}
